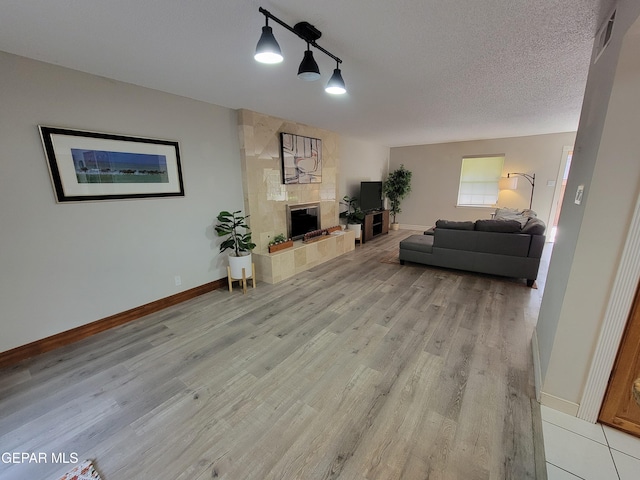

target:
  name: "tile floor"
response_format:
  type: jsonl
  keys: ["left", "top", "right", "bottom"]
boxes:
{"left": 542, "top": 405, "right": 640, "bottom": 479}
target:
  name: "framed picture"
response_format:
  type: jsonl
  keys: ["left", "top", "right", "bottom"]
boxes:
{"left": 39, "top": 126, "right": 184, "bottom": 202}
{"left": 280, "top": 132, "right": 322, "bottom": 184}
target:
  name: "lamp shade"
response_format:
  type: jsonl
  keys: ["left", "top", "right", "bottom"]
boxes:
{"left": 325, "top": 68, "right": 346, "bottom": 94}
{"left": 255, "top": 26, "right": 283, "bottom": 64}
{"left": 297, "top": 50, "right": 321, "bottom": 81}
{"left": 499, "top": 177, "right": 518, "bottom": 190}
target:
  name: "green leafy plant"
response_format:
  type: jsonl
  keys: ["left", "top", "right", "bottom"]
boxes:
{"left": 268, "top": 233, "right": 287, "bottom": 246}
{"left": 339, "top": 195, "right": 365, "bottom": 224}
{"left": 215, "top": 210, "right": 256, "bottom": 257}
{"left": 383, "top": 165, "right": 412, "bottom": 223}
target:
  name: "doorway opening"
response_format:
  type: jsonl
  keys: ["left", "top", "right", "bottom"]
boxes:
{"left": 547, "top": 146, "right": 573, "bottom": 242}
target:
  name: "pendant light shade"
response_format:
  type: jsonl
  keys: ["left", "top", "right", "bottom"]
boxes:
{"left": 325, "top": 67, "right": 346, "bottom": 94}
{"left": 255, "top": 7, "right": 348, "bottom": 94}
{"left": 297, "top": 49, "right": 321, "bottom": 81}
{"left": 255, "top": 25, "right": 283, "bottom": 64}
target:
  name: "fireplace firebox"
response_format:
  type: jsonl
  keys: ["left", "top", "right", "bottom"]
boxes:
{"left": 287, "top": 203, "right": 320, "bottom": 241}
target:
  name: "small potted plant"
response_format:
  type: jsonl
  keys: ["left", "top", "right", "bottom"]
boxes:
{"left": 383, "top": 165, "right": 412, "bottom": 230}
{"left": 340, "top": 195, "right": 365, "bottom": 239}
{"left": 215, "top": 210, "right": 256, "bottom": 279}
{"left": 268, "top": 233, "right": 293, "bottom": 253}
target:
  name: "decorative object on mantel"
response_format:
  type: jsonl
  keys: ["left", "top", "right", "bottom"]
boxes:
{"left": 300, "top": 226, "right": 344, "bottom": 244}
{"left": 499, "top": 172, "right": 536, "bottom": 209}
{"left": 383, "top": 165, "right": 412, "bottom": 230}
{"left": 39, "top": 126, "right": 184, "bottom": 202}
{"left": 254, "top": 7, "right": 347, "bottom": 95}
{"left": 280, "top": 133, "right": 322, "bottom": 184}
{"left": 303, "top": 229, "right": 328, "bottom": 243}
{"left": 340, "top": 195, "right": 365, "bottom": 240}
{"left": 215, "top": 210, "right": 257, "bottom": 294}
{"left": 268, "top": 233, "right": 294, "bottom": 253}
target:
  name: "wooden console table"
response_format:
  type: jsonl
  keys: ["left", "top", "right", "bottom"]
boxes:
{"left": 362, "top": 210, "right": 390, "bottom": 244}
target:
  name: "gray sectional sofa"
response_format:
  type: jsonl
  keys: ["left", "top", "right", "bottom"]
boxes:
{"left": 399, "top": 211, "right": 546, "bottom": 286}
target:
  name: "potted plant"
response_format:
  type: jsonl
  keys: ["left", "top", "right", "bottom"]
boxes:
{"left": 339, "top": 195, "right": 365, "bottom": 239}
{"left": 215, "top": 210, "right": 256, "bottom": 279}
{"left": 268, "top": 233, "right": 293, "bottom": 253}
{"left": 383, "top": 165, "right": 412, "bottom": 230}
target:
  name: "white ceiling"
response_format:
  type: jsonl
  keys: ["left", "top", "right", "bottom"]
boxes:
{"left": 0, "top": 0, "right": 616, "bottom": 147}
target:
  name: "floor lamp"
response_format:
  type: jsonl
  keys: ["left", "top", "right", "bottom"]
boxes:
{"left": 499, "top": 173, "right": 536, "bottom": 209}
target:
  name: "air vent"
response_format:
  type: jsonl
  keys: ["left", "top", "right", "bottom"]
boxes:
{"left": 595, "top": 10, "right": 616, "bottom": 63}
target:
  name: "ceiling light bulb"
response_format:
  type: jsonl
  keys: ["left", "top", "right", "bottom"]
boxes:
{"left": 325, "top": 68, "right": 346, "bottom": 94}
{"left": 255, "top": 25, "right": 283, "bottom": 64}
{"left": 297, "top": 50, "right": 321, "bottom": 81}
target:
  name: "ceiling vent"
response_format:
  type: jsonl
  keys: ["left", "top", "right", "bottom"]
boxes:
{"left": 595, "top": 10, "right": 616, "bottom": 63}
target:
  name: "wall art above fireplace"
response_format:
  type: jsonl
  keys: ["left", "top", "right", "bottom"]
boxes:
{"left": 280, "top": 132, "right": 322, "bottom": 185}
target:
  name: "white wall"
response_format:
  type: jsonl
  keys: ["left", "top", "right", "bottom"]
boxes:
{"left": 389, "top": 133, "right": 576, "bottom": 229}
{"left": 537, "top": 0, "right": 640, "bottom": 409}
{"left": 339, "top": 135, "right": 390, "bottom": 200}
{"left": 0, "top": 52, "right": 244, "bottom": 352}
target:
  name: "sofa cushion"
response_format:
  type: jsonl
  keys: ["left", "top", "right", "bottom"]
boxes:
{"left": 475, "top": 219, "right": 522, "bottom": 233}
{"left": 433, "top": 228, "right": 477, "bottom": 251}
{"left": 435, "top": 219, "right": 475, "bottom": 230}
{"left": 399, "top": 234, "right": 434, "bottom": 253}
{"left": 521, "top": 217, "right": 546, "bottom": 235}
{"left": 475, "top": 232, "right": 532, "bottom": 257}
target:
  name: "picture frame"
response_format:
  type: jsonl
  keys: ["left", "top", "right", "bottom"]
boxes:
{"left": 39, "top": 126, "right": 185, "bottom": 202}
{"left": 280, "top": 132, "right": 322, "bottom": 185}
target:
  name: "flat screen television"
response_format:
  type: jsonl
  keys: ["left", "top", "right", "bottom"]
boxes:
{"left": 360, "top": 181, "right": 384, "bottom": 212}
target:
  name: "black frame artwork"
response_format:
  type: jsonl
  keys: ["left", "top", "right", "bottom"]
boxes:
{"left": 39, "top": 126, "right": 184, "bottom": 202}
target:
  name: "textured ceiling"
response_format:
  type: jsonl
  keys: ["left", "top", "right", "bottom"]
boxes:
{"left": 0, "top": 0, "right": 616, "bottom": 146}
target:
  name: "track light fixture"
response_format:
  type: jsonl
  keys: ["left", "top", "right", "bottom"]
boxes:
{"left": 255, "top": 7, "right": 347, "bottom": 94}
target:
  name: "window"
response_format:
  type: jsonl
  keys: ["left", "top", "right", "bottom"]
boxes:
{"left": 457, "top": 155, "right": 504, "bottom": 207}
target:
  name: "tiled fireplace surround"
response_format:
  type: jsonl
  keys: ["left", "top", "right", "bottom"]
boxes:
{"left": 237, "top": 109, "right": 355, "bottom": 284}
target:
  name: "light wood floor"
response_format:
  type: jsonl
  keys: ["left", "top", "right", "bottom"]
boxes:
{"left": 0, "top": 230, "right": 548, "bottom": 479}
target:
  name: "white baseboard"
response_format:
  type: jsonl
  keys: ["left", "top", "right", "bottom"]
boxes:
{"left": 532, "top": 330, "right": 542, "bottom": 403}
{"left": 540, "top": 392, "right": 580, "bottom": 416}
{"left": 400, "top": 224, "right": 431, "bottom": 231}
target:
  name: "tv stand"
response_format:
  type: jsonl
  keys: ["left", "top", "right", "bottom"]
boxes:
{"left": 362, "top": 210, "right": 390, "bottom": 244}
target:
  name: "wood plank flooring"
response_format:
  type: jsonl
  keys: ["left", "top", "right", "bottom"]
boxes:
{"left": 0, "top": 230, "right": 548, "bottom": 479}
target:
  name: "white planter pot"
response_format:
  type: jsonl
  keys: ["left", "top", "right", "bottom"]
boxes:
{"left": 347, "top": 223, "right": 362, "bottom": 239}
{"left": 391, "top": 223, "right": 400, "bottom": 231}
{"left": 229, "top": 252, "right": 252, "bottom": 279}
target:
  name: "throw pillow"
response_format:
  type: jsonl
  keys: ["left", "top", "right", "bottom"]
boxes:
{"left": 493, "top": 207, "right": 534, "bottom": 228}
{"left": 435, "top": 220, "right": 475, "bottom": 230}
{"left": 521, "top": 217, "right": 546, "bottom": 235}
{"left": 475, "top": 219, "right": 522, "bottom": 233}
{"left": 494, "top": 207, "right": 521, "bottom": 218}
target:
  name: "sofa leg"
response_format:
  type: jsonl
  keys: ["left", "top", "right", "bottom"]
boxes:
{"left": 526, "top": 279, "right": 535, "bottom": 287}
{"left": 400, "top": 259, "right": 405, "bottom": 265}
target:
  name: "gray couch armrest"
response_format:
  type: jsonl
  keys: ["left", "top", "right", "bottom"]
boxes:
{"left": 529, "top": 235, "right": 545, "bottom": 258}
